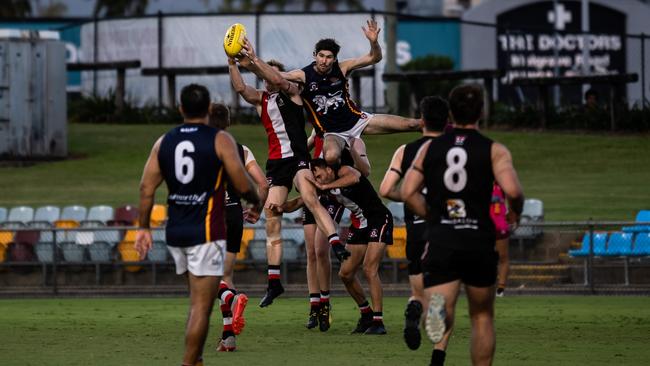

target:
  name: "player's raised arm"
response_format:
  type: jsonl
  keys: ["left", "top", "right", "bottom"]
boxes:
{"left": 318, "top": 165, "right": 361, "bottom": 191}
{"left": 281, "top": 69, "right": 306, "bottom": 84}
{"left": 492, "top": 142, "right": 524, "bottom": 224}
{"left": 379, "top": 144, "right": 405, "bottom": 201}
{"left": 401, "top": 140, "right": 430, "bottom": 218}
{"left": 135, "top": 136, "right": 164, "bottom": 259}
{"left": 229, "top": 57, "right": 263, "bottom": 108}
{"left": 339, "top": 18, "right": 382, "bottom": 76}
{"left": 215, "top": 131, "right": 262, "bottom": 213}
{"left": 239, "top": 38, "right": 302, "bottom": 98}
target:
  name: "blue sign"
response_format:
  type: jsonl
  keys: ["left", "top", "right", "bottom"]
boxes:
{"left": 397, "top": 20, "right": 461, "bottom": 69}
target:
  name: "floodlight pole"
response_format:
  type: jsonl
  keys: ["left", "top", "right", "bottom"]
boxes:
{"left": 552, "top": 0, "right": 560, "bottom": 107}
{"left": 385, "top": 0, "right": 399, "bottom": 113}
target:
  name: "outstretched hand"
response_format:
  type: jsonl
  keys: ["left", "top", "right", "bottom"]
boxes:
{"left": 362, "top": 18, "right": 381, "bottom": 43}
{"left": 237, "top": 37, "right": 257, "bottom": 68}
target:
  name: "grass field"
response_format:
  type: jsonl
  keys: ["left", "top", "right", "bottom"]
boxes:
{"left": 0, "top": 296, "right": 648, "bottom": 365}
{"left": 0, "top": 123, "right": 648, "bottom": 221}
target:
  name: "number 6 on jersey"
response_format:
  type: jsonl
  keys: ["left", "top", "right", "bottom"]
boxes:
{"left": 175, "top": 141, "right": 195, "bottom": 184}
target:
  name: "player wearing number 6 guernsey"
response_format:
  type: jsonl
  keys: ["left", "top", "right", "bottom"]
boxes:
{"left": 401, "top": 84, "right": 524, "bottom": 366}
{"left": 135, "top": 84, "right": 261, "bottom": 366}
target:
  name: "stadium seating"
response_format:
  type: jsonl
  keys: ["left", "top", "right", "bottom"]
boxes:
{"left": 386, "top": 226, "right": 407, "bottom": 259}
{"left": 631, "top": 233, "right": 650, "bottom": 256}
{"left": 88, "top": 241, "right": 112, "bottom": 262}
{"left": 54, "top": 220, "right": 80, "bottom": 243}
{"left": 152, "top": 227, "right": 165, "bottom": 242}
{"left": 61, "top": 242, "right": 86, "bottom": 262}
{"left": 623, "top": 210, "right": 650, "bottom": 233}
{"left": 60, "top": 205, "right": 87, "bottom": 222}
{"left": 32, "top": 205, "right": 60, "bottom": 224}
{"left": 235, "top": 228, "right": 255, "bottom": 270}
{"left": 113, "top": 205, "right": 138, "bottom": 225}
{"left": 512, "top": 199, "right": 544, "bottom": 239}
{"left": 0, "top": 207, "right": 7, "bottom": 223}
{"left": 7, "top": 206, "right": 34, "bottom": 224}
{"left": 0, "top": 231, "right": 14, "bottom": 246}
{"left": 150, "top": 204, "right": 167, "bottom": 227}
{"left": 282, "top": 226, "right": 305, "bottom": 245}
{"left": 117, "top": 241, "right": 142, "bottom": 272}
{"left": 387, "top": 202, "right": 405, "bottom": 225}
{"left": 282, "top": 239, "right": 301, "bottom": 261}
{"left": 248, "top": 239, "right": 267, "bottom": 261}
{"left": 7, "top": 230, "right": 39, "bottom": 262}
{"left": 569, "top": 233, "right": 608, "bottom": 257}
{"left": 35, "top": 242, "right": 56, "bottom": 263}
{"left": 604, "top": 232, "right": 633, "bottom": 256}
{"left": 147, "top": 241, "right": 168, "bottom": 262}
{"left": 83, "top": 205, "right": 114, "bottom": 225}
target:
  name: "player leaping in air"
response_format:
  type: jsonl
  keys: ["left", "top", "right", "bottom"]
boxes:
{"left": 229, "top": 38, "right": 351, "bottom": 308}
{"left": 282, "top": 17, "right": 420, "bottom": 166}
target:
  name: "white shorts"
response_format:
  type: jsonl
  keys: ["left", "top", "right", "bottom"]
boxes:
{"left": 324, "top": 112, "right": 373, "bottom": 145}
{"left": 168, "top": 240, "right": 226, "bottom": 276}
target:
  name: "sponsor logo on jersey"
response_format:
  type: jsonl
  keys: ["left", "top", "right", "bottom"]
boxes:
{"left": 168, "top": 192, "right": 207, "bottom": 205}
{"left": 455, "top": 135, "right": 467, "bottom": 146}
{"left": 309, "top": 82, "right": 318, "bottom": 91}
{"left": 446, "top": 199, "right": 467, "bottom": 218}
{"left": 180, "top": 127, "right": 199, "bottom": 133}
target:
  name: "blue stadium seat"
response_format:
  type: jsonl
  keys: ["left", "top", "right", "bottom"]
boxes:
{"left": 282, "top": 239, "right": 301, "bottom": 261}
{"left": 7, "top": 206, "right": 34, "bottom": 224}
{"left": 84, "top": 205, "right": 114, "bottom": 225}
{"left": 35, "top": 242, "right": 56, "bottom": 263}
{"left": 604, "top": 232, "right": 633, "bottom": 256}
{"left": 631, "top": 233, "right": 650, "bottom": 256}
{"left": 88, "top": 241, "right": 112, "bottom": 262}
{"left": 569, "top": 232, "right": 607, "bottom": 257}
{"left": 248, "top": 239, "right": 267, "bottom": 261}
{"left": 60, "top": 205, "right": 87, "bottom": 222}
{"left": 623, "top": 210, "right": 650, "bottom": 233}
{"left": 283, "top": 226, "right": 305, "bottom": 245}
{"left": 0, "top": 207, "right": 7, "bottom": 223}
{"left": 387, "top": 202, "right": 405, "bottom": 225}
{"left": 60, "top": 242, "right": 86, "bottom": 262}
{"left": 32, "top": 206, "right": 60, "bottom": 224}
{"left": 147, "top": 241, "right": 168, "bottom": 263}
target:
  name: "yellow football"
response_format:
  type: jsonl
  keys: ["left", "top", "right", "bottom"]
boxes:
{"left": 223, "top": 23, "right": 246, "bottom": 57}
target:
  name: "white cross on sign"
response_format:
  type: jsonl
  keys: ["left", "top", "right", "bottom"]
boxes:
{"left": 547, "top": 3, "right": 573, "bottom": 30}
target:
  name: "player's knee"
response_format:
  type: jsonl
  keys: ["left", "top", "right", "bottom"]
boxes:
{"left": 265, "top": 214, "right": 281, "bottom": 234}
{"left": 324, "top": 149, "right": 340, "bottom": 165}
{"left": 338, "top": 270, "right": 353, "bottom": 283}
{"left": 363, "top": 266, "right": 378, "bottom": 280}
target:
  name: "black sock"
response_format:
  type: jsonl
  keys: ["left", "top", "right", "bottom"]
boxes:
{"left": 430, "top": 349, "right": 446, "bottom": 366}
{"left": 268, "top": 265, "right": 281, "bottom": 288}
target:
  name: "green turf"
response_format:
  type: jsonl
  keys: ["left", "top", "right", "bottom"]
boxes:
{"left": 0, "top": 296, "right": 648, "bottom": 365}
{"left": 0, "top": 123, "right": 648, "bottom": 221}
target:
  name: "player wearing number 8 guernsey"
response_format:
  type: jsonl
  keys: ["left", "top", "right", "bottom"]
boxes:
{"left": 401, "top": 84, "right": 524, "bottom": 366}
{"left": 135, "top": 84, "right": 261, "bottom": 366}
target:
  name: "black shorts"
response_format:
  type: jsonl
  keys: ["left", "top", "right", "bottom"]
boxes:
{"left": 406, "top": 239, "right": 427, "bottom": 275}
{"left": 346, "top": 214, "right": 393, "bottom": 245}
{"left": 406, "top": 222, "right": 427, "bottom": 275}
{"left": 266, "top": 157, "right": 309, "bottom": 190}
{"left": 422, "top": 245, "right": 498, "bottom": 288}
{"left": 302, "top": 196, "right": 344, "bottom": 225}
{"left": 225, "top": 204, "right": 244, "bottom": 254}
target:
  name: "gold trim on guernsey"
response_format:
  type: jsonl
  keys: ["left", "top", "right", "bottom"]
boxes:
{"left": 205, "top": 166, "right": 224, "bottom": 242}
{"left": 302, "top": 97, "right": 325, "bottom": 133}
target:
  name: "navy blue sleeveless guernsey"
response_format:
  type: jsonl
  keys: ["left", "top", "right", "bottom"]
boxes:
{"left": 158, "top": 123, "right": 226, "bottom": 247}
{"left": 422, "top": 128, "right": 495, "bottom": 252}
{"left": 301, "top": 61, "right": 363, "bottom": 134}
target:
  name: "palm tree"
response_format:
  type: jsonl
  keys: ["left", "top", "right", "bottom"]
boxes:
{"left": 0, "top": 0, "right": 32, "bottom": 18}
{"left": 93, "top": 0, "right": 149, "bottom": 17}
